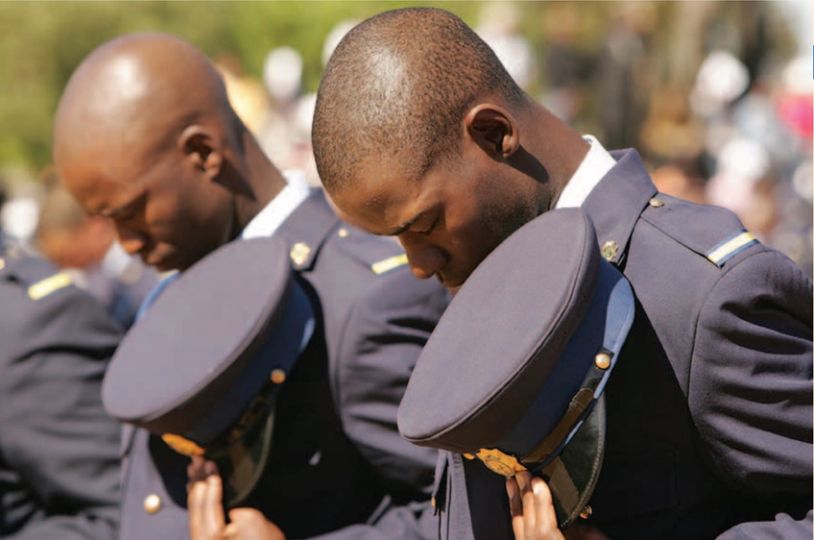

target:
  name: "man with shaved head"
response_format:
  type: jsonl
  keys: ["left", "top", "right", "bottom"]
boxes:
{"left": 313, "top": 7, "right": 812, "bottom": 540}
{"left": 55, "top": 33, "right": 447, "bottom": 540}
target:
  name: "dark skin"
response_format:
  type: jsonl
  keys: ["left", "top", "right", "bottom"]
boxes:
{"left": 187, "top": 458, "right": 284, "bottom": 540}
{"left": 328, "top": 97, "right": 609, "bottom": 540}
{"left": 53, "top": 34, "right": 285, "bottom": 273}
{"left": 53, "top": 34, "right": 292, "bottom": 539}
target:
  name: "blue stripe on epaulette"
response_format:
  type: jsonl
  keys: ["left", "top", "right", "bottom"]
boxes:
{"left": 706, "top": 231, "right": 758, "bottom": 267}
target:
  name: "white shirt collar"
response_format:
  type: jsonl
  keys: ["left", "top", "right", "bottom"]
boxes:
{"left": 240, "top": 170, "right": 311, "bottom": 239}
{"left": 555, "top": 135, "right": 616, "bottom": 209}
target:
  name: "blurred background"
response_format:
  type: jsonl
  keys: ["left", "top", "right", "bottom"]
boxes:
{"left": 0, "top": 0, "right": 811, "bottom": 294}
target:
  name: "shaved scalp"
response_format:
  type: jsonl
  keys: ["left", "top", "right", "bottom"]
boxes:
{"left": 312, "top": 8, "right": 527, "bottom": 191}
{"left": 54, "top": 33, "right": 238, "bottom": 181}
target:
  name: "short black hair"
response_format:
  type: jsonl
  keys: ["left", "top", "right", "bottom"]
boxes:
{"left": 312, "top": 7, "right": 527, "bottom": 192}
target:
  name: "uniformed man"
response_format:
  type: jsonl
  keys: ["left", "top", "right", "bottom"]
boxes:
{"left": 53, "top": 33, "right": 447, "bottom": 540}
{"left": 399, "top": 209, "right": 637, "bottom": 539}
{"left": 311, "top": 8, "right": 813, "bottom": 540}
{"left": 103, "top": 238, "right": 317, "bottom": 540}
{"left": 0, "top": 231, "right": 122, "bottom": 538}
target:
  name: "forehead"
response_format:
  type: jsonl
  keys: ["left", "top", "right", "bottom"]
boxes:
{"left": 329, "top": 160, "right": 427, "bottom": 234}
{"left": 57, "top": 144, "right": 148, "bottom": 215}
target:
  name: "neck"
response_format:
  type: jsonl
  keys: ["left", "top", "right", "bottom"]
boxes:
{"left": 233, "top": 131, "right": 286, "bottom": 230}
{"left": 521, "top": 104, "right": 590, "bottom": 211}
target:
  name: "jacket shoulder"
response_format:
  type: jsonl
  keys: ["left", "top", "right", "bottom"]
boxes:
{"left": 326, "top": 224, "right": 411, "bottom": 277}
{"left": 640, "top": 194, "right": 761, "bottom": 269}
{"left": 0, "top": 252, "right": 76, "bottom": 303}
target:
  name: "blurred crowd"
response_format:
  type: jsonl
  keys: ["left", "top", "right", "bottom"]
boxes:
{"left": 1, "top": 0, "right": 811, "bottom": 296}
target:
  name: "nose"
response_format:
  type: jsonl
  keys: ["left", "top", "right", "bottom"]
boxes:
{"left": 114, "top": 222, "right": 147, "bottom": 256}
{"left": 398, "top": 234, "right": 449, "bottom": 280}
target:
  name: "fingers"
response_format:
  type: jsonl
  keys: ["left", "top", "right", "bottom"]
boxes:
{"left": 205, "top": 463, "right": 226, "bottom": 530}
{"left": 507, "top": 472, "right": 565, "bottom": 540}
{"left": 517, "top": 472, "right": 537, "bottom": 536}
{"left": 507, "top": 477, "right": 525, "bottom": 539}
{"left": 227, "top": 508, "right": 286, "bottom": 540}
{"left": 529, "top": 476, "right": 557, "bottom": 533}
{"left": 188, "top": 459, "right": 226, "bottom": 539}
{"left": 188, "top": 455, "right": 208, "bottom": 484}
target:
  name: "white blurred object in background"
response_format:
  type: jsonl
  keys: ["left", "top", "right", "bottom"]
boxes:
{"left": 263, "top": 46, "right": 303, "bottom": 105}
{"left": 476, "top": 2, "right": 535, "bottom": 90}
{"left": 1, "top": 197, "right": 40, "bottom": 242}
{"left": 690, "top": 50, "right": 749, "bottom": 116}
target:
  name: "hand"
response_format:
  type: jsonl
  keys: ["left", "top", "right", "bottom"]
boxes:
{"left": 187, "top": 457, "right": 285, "bottom": 540}
{"left": 506, "top": 472, "right": 565, "bottom": 540}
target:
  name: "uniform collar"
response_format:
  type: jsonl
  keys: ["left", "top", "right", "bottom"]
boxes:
{"left": 276, "top": 189, "right": 340, "bottom": 272}
{"left": 582, "top": 149, "right": 657, "bottom": 266}
{"left": 555, "top": 135, "right": 616, "bottom": 210}
{"left": 240, "top": 170, "right": 311, "bottom": 240}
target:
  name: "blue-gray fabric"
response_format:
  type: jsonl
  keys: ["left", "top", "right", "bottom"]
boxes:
{"left": 103, "top": 236, "right": 311, "bottom": 442}
{"left": 0, "top": 244, "right": 123, "bottom": 538}
{"left": 497, "top": 254, "right": 634, "bottom": 458}
{"left": 399, "top": 209, "right": 599, "bottom": 449}
{"left": 398, "top": 209, "right": 635, "bottom": 457}
{"left": 118, "top": 190, "right": 449, "bottom": 540}
{"left": 398, "top": 208, "right": 636, "bottom": 529}
{"left": 434, "top": 149, "right": 813, "bottom": 539}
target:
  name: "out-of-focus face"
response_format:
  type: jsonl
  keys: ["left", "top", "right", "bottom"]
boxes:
{"left": 58, "top": 141, "right": 236, "bottom": 272}
{"left": 329, "top": 142, "right": 540, "bottom": 292}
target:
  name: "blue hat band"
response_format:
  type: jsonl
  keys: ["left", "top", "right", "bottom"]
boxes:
{"left": 184, "top": 278, "right": 314, "bottom": 444}
{"left": 485, "top": 259, "right": 635, "bottom": 467}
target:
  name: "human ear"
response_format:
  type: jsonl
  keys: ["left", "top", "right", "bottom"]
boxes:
{"left": 178, "top": 125, "right": 223, "bottom": 179}
{"left": 464, "top": 104, "right": 520, "bottom": 160}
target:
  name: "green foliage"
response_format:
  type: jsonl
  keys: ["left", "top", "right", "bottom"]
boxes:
{"left": 0, "top": 1, "right": 480, "bottom": 172}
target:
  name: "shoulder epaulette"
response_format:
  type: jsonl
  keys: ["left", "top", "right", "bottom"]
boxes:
{"left": 705, "top": 231, "right": 758, "bottom": 267}
{"left": 27, "top": 271, "right": 73, "bottom": 300}
{"left": 329, "top": 225, "right": 410, "bottom": 275}
{"left": 641, "top": 194, "right": 760, "bottom": 268}
{"left": 371, "top": 253, "right": 409, "bottom": 275}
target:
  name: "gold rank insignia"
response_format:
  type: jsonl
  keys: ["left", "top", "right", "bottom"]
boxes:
{"left": 27, "top": 272, "right": 73, "bottom": 301}
{"left": 161, "top": 433, "right": 205, "bottom": 457}
{"left": 289, "top": 242, "right": 311, "bottom": 267}
{"left": 707, "top": 231, "right": 757, "bottom": 267}
{"left": 475, "top": 448, "right": 528, "bottom": 477}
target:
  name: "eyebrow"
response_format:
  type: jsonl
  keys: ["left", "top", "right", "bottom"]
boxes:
{"left": 386, "top": 212, "right": 426, "bottom": 236}
{"left": 101, "top": 193, "right": 143, "bottom": 219}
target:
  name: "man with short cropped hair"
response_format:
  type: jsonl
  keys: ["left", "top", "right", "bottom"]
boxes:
{"left": 55, "top": 33, "right": 447, "bottom": 540}
{"left": 311, "top": 8, "right": 813, "bottom": 540}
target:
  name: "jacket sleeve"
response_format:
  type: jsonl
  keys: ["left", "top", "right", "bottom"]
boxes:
{"left": 687, "top": 249, "right": 812, "bottom": 540}
{"left": 0, "top": 281, "right": 123, "bottom": 539}
{"left": 307, "top": 269, "right": 448, "bottom": 540}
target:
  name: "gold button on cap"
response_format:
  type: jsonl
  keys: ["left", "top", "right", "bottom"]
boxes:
{"left": 648, "top": 197, "right": 664, "bottom": 208}
{"left": 601, "top": 241, "right": 618, "bottom": 261}
{"left": 270, "top": 369, "right": 286, "bottom": 384}
{"left": 595, "top": 352, "right": 611, "bottom": 370}
{"left": 143, "top": 493, "right": 162, "bottom": 514}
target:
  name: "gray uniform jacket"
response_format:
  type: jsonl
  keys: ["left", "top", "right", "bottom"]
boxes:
{"left": 0, "top": 245, "right": 122, "bottom": 539}
{"left": 434, "top": 149, "right": 812, "bottom": 540}
{"left": 119, "top": 190, "right": 448, "bottom": 540}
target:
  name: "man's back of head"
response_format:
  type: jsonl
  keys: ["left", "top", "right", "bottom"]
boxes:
{"left": 313, "top": 7, "right": 527, "bottom": 192}
{"left": 312, "top": 8, "right": 588, "bottom": 290}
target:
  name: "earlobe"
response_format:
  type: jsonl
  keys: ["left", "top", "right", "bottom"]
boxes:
{"left": 464, "top": 104, "right": 520, "bottom": 160}
{"left": 178, "top": 125, "right": 223, "bottom": 179}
